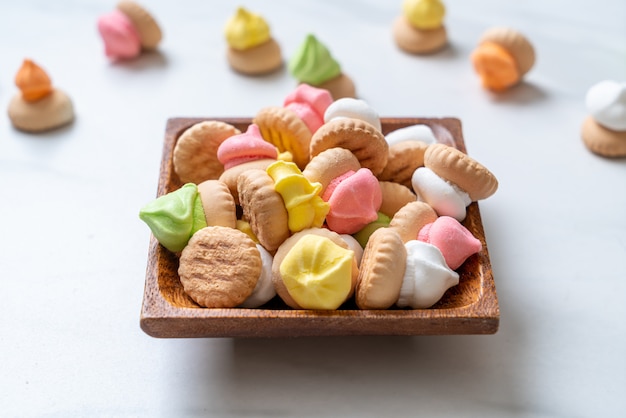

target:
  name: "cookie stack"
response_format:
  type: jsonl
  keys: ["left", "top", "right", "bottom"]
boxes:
{"left": 139, "top": 84, "right": 498, "bottom": 311}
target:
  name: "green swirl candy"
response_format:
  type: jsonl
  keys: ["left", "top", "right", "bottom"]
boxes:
{"left": 288, "top": 34, "right": 341, "bottom": 86}
{"left": 139, "top": 183, "right": 207, "bottom": 252}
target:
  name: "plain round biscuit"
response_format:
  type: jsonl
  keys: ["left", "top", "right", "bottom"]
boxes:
{"left": 581, "top": 116, "right": 626, "bottom": 157}
{"left": 309, "top": 118, "right": 389, "bottom": 176}
{"left": 392, "top": 16, "right": 448, "bottom": 55}
{"left": 378, "top": 181, "right": 417, "bottom": 218}
{"left": 116, "top": 0, "right": 162, "bottom": 50}
{"left": 388, "top": 201, "right": 438, "bottom": 243}
{"left": 272, "top": 227, "right": 359, "bottom": 309}
{"left": 8, "top": 90, "right": 74, "bottom": 132}
{"left": 237, "top": 168, "right": 290, "bottom": 253}
{"left": 378, "top": 140, "right": 430, "bottom": 188}
{"left": 218, "top": 158, "right": 275, "bottom": 205}
{"left": 173, "top": 121, "right": 240, "bottom": 185}
{"left": 317, "top": 73, "right": 356, "bottom": 100}
{"left": 302, "top": 147, "right": 361, "bottom": 193}
{"left": 479, "top": 27, "right": 535, "bottom": 76}
{"left": 253, "top": 106, "right": 312, "bottom": 169}
{"left": 424, "top": 143, "right": 498, "bottom": 201}
{"left": 178, "top": 226, "right": 261, "bottom": 308}
{"left": 355, "top": 227, "right": 407, "bottom": 310}
{"left": 197, "top": 179, "right": 237, "bottom": 228}
{"left": 227, "top": 38, "right": 283, "bottom": 75}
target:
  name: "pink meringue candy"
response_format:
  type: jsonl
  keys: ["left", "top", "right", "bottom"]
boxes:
{"left": 283, "top": 83, "right": 333, "bottom": 134}
{"left": 217, "top": 124, "right": 278, "bottom": 169}
{"left": 396, "top": 240, "right": 459, "bottom": 309}
{"left": 97, "top": 10, "right": 142, "bottom": 60}
{"left": 418, "top": 216, "right": 482, "bottom": 270}
{"left": 321, "top": 168, "right": 382, "bottom": 234}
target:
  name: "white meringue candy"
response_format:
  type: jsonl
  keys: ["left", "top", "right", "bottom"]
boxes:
{"left": 586, "top": 80, "right": 626, "bottom": 131}
{"left": 385, "top": 124, "right": 437, "bottom": 146}
{"left": 396, "top": 240, "right": 459, "bottom": 309}
{"left": 397, "top": 240, "right": 459, "bottom": 309}
{"left": 411, "top": 167, "right": 471, "bottom": 221}
{"left": 239, "top": 244, "right": 277, "bottom": 308}
{"left": 324, "top": 97, "right": 382, "bottom": 131}
{"left": 340, "top": 234, "right": 364, "bottom": 266}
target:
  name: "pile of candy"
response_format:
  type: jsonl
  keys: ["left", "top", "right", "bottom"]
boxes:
{"left": 139, "top": 84, "right": 498, "bottom": 310}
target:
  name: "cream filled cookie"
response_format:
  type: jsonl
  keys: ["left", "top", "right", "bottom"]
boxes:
{"left": 581, "top": 80, "right": 626, "bottom": 157}
{"left": 288, "top": 34, "right": 356, "bottom": 99}
{"left": 471, "top": 27, "right": 535, "bottom": 92}
{"left": 392, "top": 0, "right": 448, "bottom": 55}
{"left": 224, "top": 7, "right": 282, "bottom": 75}
{"left": 8, "top": 59, "right": 74, "bottom": 133}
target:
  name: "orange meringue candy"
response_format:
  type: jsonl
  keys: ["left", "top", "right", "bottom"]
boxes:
{"left": 471, "top": 41, "right": 520, "bottom": 91}
{"left": 15, "top": 59, "right": 53, "bottom": 102}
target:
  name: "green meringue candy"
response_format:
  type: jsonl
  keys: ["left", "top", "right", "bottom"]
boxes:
{"left": 352, "top": 212, "right": 392, "bottom": 248}
{"left": 139, "top": 183, "right": 208, "bottom": 253}
{"left": 288, "top": 33, "right": 341, "bottom": 86}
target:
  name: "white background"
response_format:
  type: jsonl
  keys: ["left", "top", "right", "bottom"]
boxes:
{"left": 1, "top": 1, "right": 625, "bottom": 416}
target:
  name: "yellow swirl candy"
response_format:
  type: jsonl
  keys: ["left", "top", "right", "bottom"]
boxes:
{"left": 280, "top": 234, "right": 353, "bottom": 310}
{"left": 403, "top": 0, "right": 446, "bottom": 30}
{"left": 266, "top": 160, "right": 329, "bottom": 233}
{"left": 224, "top": 7, "right": 271, "bottom": 50}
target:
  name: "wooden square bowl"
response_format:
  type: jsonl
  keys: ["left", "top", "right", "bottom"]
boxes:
{"left": 140, "top": 117, "right": 499, "bottom": 338}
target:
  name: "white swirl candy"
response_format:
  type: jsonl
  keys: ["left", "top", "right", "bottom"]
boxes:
{"left": 586, "top": 80, "right": 626, "bottom": 131}
{"left": 396, "top": 240, "right": 459, "bottom": 309}
{"left": 239, "top": 244, "right": 277, "bottom": 308}
{"left": 411, "top": 167, "right": 471, "bottom": 221}
{"left": 324, "top": 97, "right": 382, "bottom": 131}
{"left": 385, "top": 124, "right": 437, "bottom": 146}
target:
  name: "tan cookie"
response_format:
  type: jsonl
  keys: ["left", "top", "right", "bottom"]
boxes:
{"left": 173, "top": 121, "right": 240, "bottom": 185}
{"left": 272, "top": 227, "right": 359, "bottom": 309}
{"left": 378, "top": 140, "right": 430, "bottom": 188}
{"left": 478, "top": 27, "right": 535, "bottom": 77}
{"left": 237, "top": 168, "right": 290, "bottom": 252}
{"left": 8, "top": 89, "right": 74, "bottom": 133}
{"left": 197, "top": 179, "right": 237, "bottom": 228}
{"left": 302, "top": 147, "right": 361, "bottom": 193}
{"left": 178, "top": 226, "right": 261, "bottom": 308}
{"left": 253, "top": 106, "right": 312, "bottom": 169}
{"left": 218, "top": 159, "right": 275, "bottom": 205}
{"left": 378, "top": 181, "right": 416, "bottom": 218}
{"left": 388, "top": 201, "right": 438, "bottom": 243}
{"left": 227, "top": 38, "right": 283, "bottom": 75}
{"left": 355, "top": 227, "right": 407, "bottom": 309}
{"left": 117, "top": 1, "right": 162, "bottom": 50}
{"left": 317, "top": 73, "right": 356, "bottom": 100}
{"left": 392, "top": 16, "right": 447, "bottom": 55}
{"left": 581, "top": 116, "right": 626, "bottom": 157}
{"left": 424, "top": 143, "right": 498, "bottom": 201}
{"left": 309, "top": 118, "right": 388, "bottom": 176}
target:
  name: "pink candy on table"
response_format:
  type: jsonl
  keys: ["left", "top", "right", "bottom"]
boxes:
{"left": 97, "top": 10, "right": 142, "bottom": 60}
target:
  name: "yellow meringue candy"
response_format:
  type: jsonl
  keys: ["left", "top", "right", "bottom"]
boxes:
{"left": 224, "top": 7, "right": 271, "bottom": 50}
{"left": 280, "top": 234, "right": 354, "bottom": 310}
{"left": 266, "top": 160, "right": 329, "bottom": 233}
{"left": 236, "top": 219, "right": 259, "bottom": 243}
{"left": 403, "top": 0, "right": 446, "bottom": 30}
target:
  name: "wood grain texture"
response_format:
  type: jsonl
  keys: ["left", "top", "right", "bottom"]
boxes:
{"left": 140, "top": 117, "right": 499, "bottom": 338}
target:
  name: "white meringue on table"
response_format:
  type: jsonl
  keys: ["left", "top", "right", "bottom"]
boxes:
{"left": 586, "top": 80, "right": 626, "bottom": 131}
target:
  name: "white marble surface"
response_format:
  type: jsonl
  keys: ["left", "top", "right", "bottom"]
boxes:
{"left": 1, "top": 1, "right": 625, "bottom": 416}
